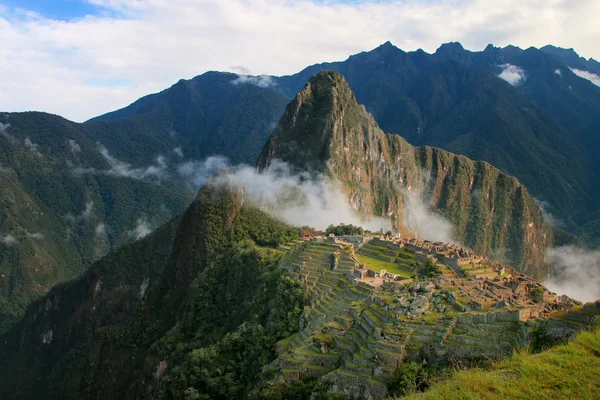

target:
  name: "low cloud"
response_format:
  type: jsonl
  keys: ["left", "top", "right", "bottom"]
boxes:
{"left": 128, "top": 218, "right": 152, "bottom": 240}
{"left": 68, "top": 139, "right": 82, "bottom": 153}
{"left": 534, "top": 198, "right": 564, "bottom": 228}
{"left": 0, "top": 234, "right": 16, "bottom": 246}
{"left": 554, "top": 69, "right": 562, "bottom": 77}
{"left": 0, "top": 122, "right": 9, "bottom": 132}
{"left": 543, "top": 246, "right": 600, "bottom": 303}
{"left": 94, "top": 223, "right": 107, "bottom": 237}
{"left": 65, "top": 200, "right": 94, "bottom": 223}
{"left": 498, "top": 64, "right": 526, "bottom": 86}
{"left": 402, "top": 190, "right": 457, "bottom": 244}
{"left": 181, "top": 156, "right": 389, "bottom": 231}
{"left": 178, "top": 156, "right": 231, "bottom": 188}
{"left": 231, "top": 74, "right": 276, "bottom": 88}
{"left": 24, "top": 137, "right": 42, "bottom": 156}
{"left": 173, "top": 147, "right": 183, "bottom": 157}
{"left": 569, "top": 68, "right": 600, "bottom": 87}
{"left": 27, "top": 232, "right": 44, "bottom": 240}
{"left": 99, "top": 144, "right": 168, "bottom": 180}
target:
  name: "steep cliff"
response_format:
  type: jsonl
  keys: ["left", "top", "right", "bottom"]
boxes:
{"left": 258, "top": 71, "right": 551, "bottom": 277}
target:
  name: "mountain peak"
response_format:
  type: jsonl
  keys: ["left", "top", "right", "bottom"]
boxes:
{"left": 436, "top": 42, "right": 465, "bottom": 53}
{"left": 484, "top": 43, "right": 498, "bottom": 52}
{"left": 257, "top": 70, "right": 360, "bottom": 173}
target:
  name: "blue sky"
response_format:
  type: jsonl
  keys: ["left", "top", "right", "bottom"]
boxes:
{"left": 1, "top": 0, "right": 599, "bottom": 121}
{"left": 1, "top": 0, "right": 103, "bottom": 19}
{"left": 1, "top": 0, "right": 393, "bottom": 20}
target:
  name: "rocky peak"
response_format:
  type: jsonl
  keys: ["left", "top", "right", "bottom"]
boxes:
{"left": 257, "top": 72, "right": 552, "bottom": 276}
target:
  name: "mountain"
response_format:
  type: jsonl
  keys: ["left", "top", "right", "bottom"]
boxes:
{"left": 259, "top": 71, "right": 551, "bottom": 276}
{"left": 275, "top": 42, "right": 600, "bottom": 228}
{"left": 0, "top": 112, "right": 189, "bottom": 334}
{"left": 540, "top": 45, "right": 600, "bottom": 75}
{"left": 89, "top": 71, "right": 290, "bottom": 165}
{"left": 0, "top": 72, "right": 290, "bottom": 334}
{"left": 90, "top": 41, "right": 600, "bottom": 243}
{"left": 0, "top": 182, "right": 305, "bottom": 400}
{"left": 0, "top": 176, "right": 594, "bottom": 399}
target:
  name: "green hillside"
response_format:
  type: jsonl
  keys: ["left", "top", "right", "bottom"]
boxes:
{"left": 407, "top": 326, "right": 600, "bottom": 400}
{"left": 0, "top": 112, "right": 190, "bottom": 333}
{"left": 0, "top": 180, "right": 595, "bottom": 399}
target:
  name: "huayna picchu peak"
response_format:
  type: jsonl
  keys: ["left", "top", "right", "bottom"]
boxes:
{"left": 259, "top": 71, "right": 551, "bottom": 277}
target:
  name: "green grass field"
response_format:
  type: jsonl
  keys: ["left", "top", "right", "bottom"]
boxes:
{"left": 406, "top": 327, "right": 600, "bottom": 400}
{"left": 355, "top": 253, "right": 413, "bottom": 278}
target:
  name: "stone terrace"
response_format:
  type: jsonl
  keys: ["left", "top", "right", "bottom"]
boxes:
{"left": 264, "top": 239, "right": 578, "bottom": 398}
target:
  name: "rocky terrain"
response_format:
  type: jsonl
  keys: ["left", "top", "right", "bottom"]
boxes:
{"left": 262, "top": 236, "right": 591, "bottom": 398}
{"left": 258, "top": 71, "right": 551, "bottom": 277}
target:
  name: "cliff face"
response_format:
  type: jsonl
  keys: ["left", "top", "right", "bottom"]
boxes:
{"left": 258, "top": 71, "right": 551, "bottom": 277}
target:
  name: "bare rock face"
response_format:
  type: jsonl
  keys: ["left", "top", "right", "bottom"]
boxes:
{"left": 258, "top": 71, "right": 552, "bottom": 277}
{"left": 410, "top": 295, "right": 430, "bottom": 314}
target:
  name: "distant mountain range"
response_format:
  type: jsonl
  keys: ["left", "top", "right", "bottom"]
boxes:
{"left": 1, "top": 41, "right": 599, "bottom": 334}
{"left": 94, "top": 41, "right": 600, "bottom": 231}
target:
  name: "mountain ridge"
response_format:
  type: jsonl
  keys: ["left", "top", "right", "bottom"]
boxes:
{"left": 258, "top": 71, "right": 551, "bottom": 276}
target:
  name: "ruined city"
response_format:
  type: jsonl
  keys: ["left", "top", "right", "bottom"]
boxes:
{"left": 265, "top": 231, "right": 599, "bottom": 398}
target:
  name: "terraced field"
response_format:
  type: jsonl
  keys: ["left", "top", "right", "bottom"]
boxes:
{"left": 269, "top": 240, "right": 536, "bottom": 398}
{"left": 356, "top": 241, "right": 415, "bottom": 277}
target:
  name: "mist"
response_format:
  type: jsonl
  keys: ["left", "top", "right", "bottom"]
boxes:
{"left": 402, "top": 190, "right": 457, "bottom": 244}
{"left": 543, "top": 246, "right": 600, "bottom": 303}
{"left": 128, "top": 218, "right": 152, "bottom": 240}
{"left": 0, "top": 234, "right": 16, "bottom": 246}
{"left": 97, "top": 144, "right": 167, "bottom": 180}
{"left": 498, "top": 63, "right": 526, "bottom": 86}
{"left": 180, "top": 157, "right": 389, "bottom": 232}
{"left": 569, "top": 68, "right": 600, "bottom": 87}
{"left": 231, "top": 74, "right": 276, "bottom": 88}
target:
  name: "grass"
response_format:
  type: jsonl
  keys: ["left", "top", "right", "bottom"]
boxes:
{"left": 405, "top": 327, "right": 600, "bottom": 400}
{"left": 355, "top": 253, "right": 413, "bottom": 277}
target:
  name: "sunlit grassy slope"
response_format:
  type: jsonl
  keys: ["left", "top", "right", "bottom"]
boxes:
{"left": 406, "top": 327, "right": 600, "bottom": 400}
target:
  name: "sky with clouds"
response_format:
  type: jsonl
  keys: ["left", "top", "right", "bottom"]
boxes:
{"left": 1, "top": 0, "right": 599, "bottom": 122}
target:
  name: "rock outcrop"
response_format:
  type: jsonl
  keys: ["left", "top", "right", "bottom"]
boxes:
{"left": 258, "top": 71, "right": 552, "bottom": 277}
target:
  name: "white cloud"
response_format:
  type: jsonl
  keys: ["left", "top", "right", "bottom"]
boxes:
{"left": 231, "top": 74, "right": 276, "bottom": 88}
{"left": 498, "top": 63, "right": 526, "bottom": 86}
{"left": 543, "top": 246, "right": 600, "bottom": 303}
{"left": 128, "top": 218, "right": 152, "bottom": 240}
{"left": 65, "top": 200, "right": 95, "bottom": 222}
{"left": 94, "top": 223, "right": 107, "bottom": 236}
{"left": 177, "top": 156, "right": 231, "bottom": 188}
{"left": 82, "top": 200, "right": 94, "bottom": 220}
{"left": 98, "top": 144, "right": 167, "bottom": 179}
{"left": 27, "top": 232, "right": 44, "bottom": 240}
{"left": 68, "top": 139, "right": 82, "bottom": 153}
{"left": 569, "top": 67, "right": 600, "bottom": 87}
{"left": 403, "top": 190, "right": 457, "bottom": 244}
{"left": 554, "top": 68, "right": 562, "bottom": 77}
{"left": 173, "top": 147, "right": 183, "bottom": 157}
{"left": 534, "top": 197, "right": 564, "bottom": 228}
{"left": 0, "top": 234, "right": 16, "bottom": 246}
{"left": 182, "top": 156, "right": 389, "bottom": 232}
{"left": 1, "top": 0, "right": 599, "bottom": 122}
{"left": 24, "top": 137, "right": 42, "bottom": 156}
